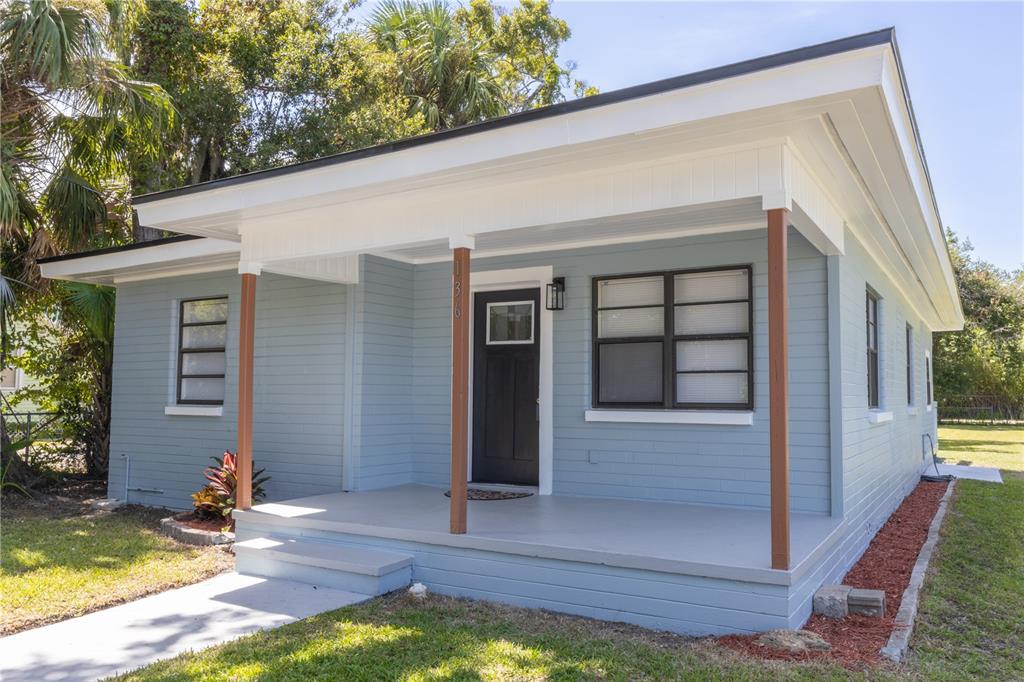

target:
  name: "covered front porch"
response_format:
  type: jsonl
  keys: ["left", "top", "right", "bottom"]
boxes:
{"left": 232, "top": 484, "right": 846, "bottom": 634}
{"left": 235, "top": 484, "right": 844, "bottom": 585}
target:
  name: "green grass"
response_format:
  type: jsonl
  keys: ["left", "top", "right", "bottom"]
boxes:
{"left": 114, "top": 594, "right": 867, "bottom": 682}
{"left": 0, "top": 506, "right": 232, "bottom": 634}
{"left": 910, "top": 472, "right": 1024, "bottom": 681}
{"left": 937, "top": 424, "right": 1024, "bottom": 471}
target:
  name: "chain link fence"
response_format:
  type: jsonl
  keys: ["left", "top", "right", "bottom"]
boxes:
{"left": 937, "top": 395, "right": 1024, "bottom": 424}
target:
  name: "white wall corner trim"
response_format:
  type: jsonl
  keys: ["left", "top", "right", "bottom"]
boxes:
{"left": 164, "top": 405, "right": 223, "bottom": 417}
{"left": 584, "top": 409, "right": 754, "bottom": 426}
{"left": 866, "top": 410, "right": 894, "bottom": 424}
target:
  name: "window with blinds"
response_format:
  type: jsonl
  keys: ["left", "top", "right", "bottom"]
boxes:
{"left": 866, "top": 288, "right": 880, "bottom": 409}
{"left": 592, "top": 266, "right": 753, "bottom": 410}
{"left": 177, "top": 297, "right": 228, "bottom": 405}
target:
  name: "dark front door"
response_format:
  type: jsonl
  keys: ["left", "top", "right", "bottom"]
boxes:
{"left": 472, "top": 288, "right": 540, "bottom": 486}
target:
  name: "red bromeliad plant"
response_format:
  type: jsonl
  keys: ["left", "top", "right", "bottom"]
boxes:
{"left": 191, "top": 450, "right": 269, "bottom": 528}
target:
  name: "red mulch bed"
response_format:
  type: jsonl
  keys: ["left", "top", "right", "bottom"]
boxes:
{"left": 173, "top": 512, "right": 231, "bottom": 533}
{"left": 719, "top": 480, "right": 949, "bottom": 669}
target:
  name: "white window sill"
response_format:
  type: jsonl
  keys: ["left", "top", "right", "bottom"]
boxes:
{"left": 926, "top": 403, "right": 933, "bottom": 412}
{"left": 867, "top": 410, "right": 893, "bottom": 424}
{"left": 584, "top": 409, "right": 753, "bottom": 426}
{"left": 165, "top": 405, "right": 223, "bottom": 417}
{"left": 907, "top": 405, "right": 920, "bottom": 416}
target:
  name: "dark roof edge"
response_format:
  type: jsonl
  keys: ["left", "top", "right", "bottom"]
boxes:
{"left": 134, "top": 28, "right": 896, "bottom": 206}
{"left": 37, "top": 234, "right": 204, "bottom": 264}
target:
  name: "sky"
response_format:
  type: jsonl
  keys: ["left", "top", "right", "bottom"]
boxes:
{"left": 540, "top": 1, "right": 1024, "bottom": 271}
{"left": 351, "top": 1, "right": 1024, "bottom": 271}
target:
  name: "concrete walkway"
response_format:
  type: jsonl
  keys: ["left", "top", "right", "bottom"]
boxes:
{"left": 0, "top": 572, "right": 368, "bottom": 682}
{"left": 935, "top": 463, "right": 1003, "bottom": 483}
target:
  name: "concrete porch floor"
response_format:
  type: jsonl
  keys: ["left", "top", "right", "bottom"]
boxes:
{"left": 235, "top": 485, "right": 844, "bottom": 585}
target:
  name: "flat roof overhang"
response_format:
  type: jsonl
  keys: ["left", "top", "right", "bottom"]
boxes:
{"left": 43, "top": 29, "right": 963, "bottom": 331}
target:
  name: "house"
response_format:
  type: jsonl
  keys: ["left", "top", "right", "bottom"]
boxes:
{"left": 40, "top": 29, "right": 963, "bottom": 635}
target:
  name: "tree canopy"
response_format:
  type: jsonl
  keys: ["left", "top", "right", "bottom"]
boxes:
{"left": 933, "top": 230, "right": 1024, "bottom": 410}
{"left": 122, "top": 0, "right": 593, "bottom": 189}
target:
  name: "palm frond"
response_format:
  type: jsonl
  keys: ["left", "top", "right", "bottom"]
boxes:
{"left": 42, "top": 168, "right": 108, "bottom": 250}
{"left": 63, "top": 281, "right": 115, "bottom": 345}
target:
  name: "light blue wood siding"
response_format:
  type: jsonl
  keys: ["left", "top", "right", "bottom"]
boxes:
{"left": 410, "top": 228, "right": 832, "bottom": 512}
{"left": 348, "top": 256, "right": 416, "bottom": 489}
{"left": 107, "top": 271, "right": 347, "bottom": 508}
{"left": 786, "top": 227, "right": 937, "bottom": 626}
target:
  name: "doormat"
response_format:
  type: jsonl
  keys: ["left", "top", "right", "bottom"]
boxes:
{"left": 444, "top": 488, "right": 533, "bottom": 500}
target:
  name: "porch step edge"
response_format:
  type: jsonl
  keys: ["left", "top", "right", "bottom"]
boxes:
{"left": 234, "top": 537, "right": 413, "bottom": 576}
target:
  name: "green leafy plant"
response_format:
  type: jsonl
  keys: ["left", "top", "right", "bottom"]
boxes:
{"left": 191, "top": 450, "right": 269, "bottom": 529}
{"left": 0, "top": 450, "right": 33, "bottom": 498}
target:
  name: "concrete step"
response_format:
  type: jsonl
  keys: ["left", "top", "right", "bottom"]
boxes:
{"left": 235, "top": 537, "right": 413, "bottom": 595}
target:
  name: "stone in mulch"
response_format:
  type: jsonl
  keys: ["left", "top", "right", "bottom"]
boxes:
{"left": 719, "top": 480, "right": 949, "bottom": 669}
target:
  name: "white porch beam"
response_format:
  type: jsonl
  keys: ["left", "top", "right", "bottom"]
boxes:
{"left": 239, "top": 139, "right": 846, "bottom": 270}
{"left": 240, "top": 142, "right": 804, "bottom": 266}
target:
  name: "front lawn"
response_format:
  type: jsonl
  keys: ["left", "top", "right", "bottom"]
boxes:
{"left": 115, "top": 593, "right": 868, "bottom": 681}
{"left": 910, "top": 472, "right": 1024, "bottom": 681}
{"left": 0, "top": 500, "right": 233, "bottom": 634}
{"left": 937, "top": 424, "right": 1024, "bottom": 471}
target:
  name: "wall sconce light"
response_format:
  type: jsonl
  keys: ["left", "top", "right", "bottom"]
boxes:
{"left": 546, "top": 277, "right": 565, "bottom": 311}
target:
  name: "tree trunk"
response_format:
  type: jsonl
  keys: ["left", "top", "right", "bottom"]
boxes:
{"left": 131, "top": 210, "right": 164, "bottom": 243}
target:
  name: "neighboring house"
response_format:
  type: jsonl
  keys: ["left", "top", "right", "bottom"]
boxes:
{"left": 1, "top": 349, "right": 43, "bottom": 415}
{"left": 40, "top": 29, "right": 963, "bottom": 635}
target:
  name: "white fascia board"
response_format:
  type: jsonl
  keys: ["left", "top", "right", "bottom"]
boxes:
{"left": 135, "top": 45, "right": 890, "bottom": 231}
{"left": 40, "top": 238, "right": 240, "bottom": 284}
{"left": 878, "top": 51, "right": 963, "bottom": 328}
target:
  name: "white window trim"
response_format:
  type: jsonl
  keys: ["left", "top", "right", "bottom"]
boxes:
{"left": 484, "top": 300, "right": 535, "bottom": 345}
{"left": 867, "top": 409, "right": 893, "bottom": 424}
{"left": 907, "top": 405, "right": 920, "bottom": 416}
{"left": 585, "top": 409, "right": 753, "bottom": 426}
{"left": 164, "top": 405, "right": 223, "bottom": 417}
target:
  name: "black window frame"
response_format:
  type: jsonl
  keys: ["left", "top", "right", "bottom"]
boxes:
{"left": 926, "top": 352, "right": 933, "bottom": 406}
{"left": 591, "top": 265, "right": 754, "bottom": 411}
{"left": 177, "top": 296, "right": 228, "bottom": 406}
{"left": 905, "top": 323, "right": 914, "bottom": 405}
{"left": 866, "top": 288, "right": 880, "bottom": 409}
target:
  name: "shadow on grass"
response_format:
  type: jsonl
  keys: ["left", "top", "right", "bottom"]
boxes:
{"left": 117, "top": 595, "right": 853, "bottom": 682}
{"left": 938, "top": 438, "right": 1019, "bottom": 453}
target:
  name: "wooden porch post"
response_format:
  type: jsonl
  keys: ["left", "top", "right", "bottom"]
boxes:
{"left": 449, "top": 245, "right": 471, "bottom": 534}
{"left": 236, "top": 272, "right": 257, "bottom": 511}
{"left": 768, "top": 208, "right": 790, "bottom": 570}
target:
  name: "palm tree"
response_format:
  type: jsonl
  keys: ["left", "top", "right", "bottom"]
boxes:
{"left": 369, "top": 0, "right": 504, "bottom": 130}
{"left": 1, "top": 0, "right": 173, "bottom": 284}
{"left": 1, "top": 0, "right": 172, "bottom": 481}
